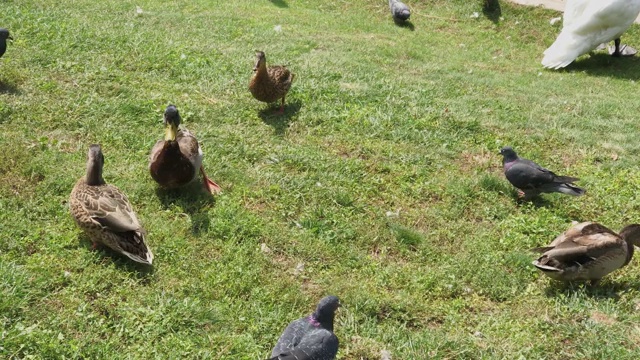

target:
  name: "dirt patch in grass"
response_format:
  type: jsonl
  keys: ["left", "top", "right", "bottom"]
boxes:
{"left": 457, "top": 149, "right": 500, "bottom": 173}
{"left": 589, "top": 310, "right": 617, "bottom": 326}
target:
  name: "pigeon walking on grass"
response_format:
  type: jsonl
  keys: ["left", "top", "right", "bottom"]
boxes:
{"left": 268, "top": 295, "right": 341, "bottom": 360}
{"left": 499, "top": 146, "right": 585, "bottom": 200}
{"left": 389, "top": 0, "right": 411, "bottom": 22}
{"left": 0, "top": 28, "right": 13, "bottom": 58}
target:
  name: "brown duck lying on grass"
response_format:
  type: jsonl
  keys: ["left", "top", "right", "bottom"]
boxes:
{"left": 70, "top": 144, "right": 154, "bottom": 265}
{"left": 532, "top": 222, "right": 640, "bottom": 285}
{"left": 249, "top": 50, "right": 295, "bottom": 114}
{"left": 149, "top": 105, "right": 221, "bottom": 194}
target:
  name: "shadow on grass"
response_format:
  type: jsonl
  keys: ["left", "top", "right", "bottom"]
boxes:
{"left": 393, "top": 19, "right": 415, "bottom": 31}
{"left": 517, "top": 195, "right": 553, "bottom": 208}
{"left": 482, "top": 0, "right": 501, "bottom": 25}
{"left": 76, "top": 234, "right": 155, "bottom": 280}
{"left": 154, "top": 180, "right": 216, "bottom": 235}
{"left": 479, "top": 176, "right": 556, "bottom": 207}
{"left": 543, "top": 278, "right": 640, "bottom": 300}
{"left": 0, "top": 80, "right": 20, "bottom": 95}
{"left": 268, "top": 0, "right": 288, "bottom": 8}
{"left": 258, "top": 100, "right": 302, "bottom": 135}
{"left": 557, "top": 51, "right": 640, "bottom": 80}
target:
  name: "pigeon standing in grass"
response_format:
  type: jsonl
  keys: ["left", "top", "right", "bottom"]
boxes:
{"left": 389, "top": 0, "right": 411, "bottom": 22}
{"left": 268, "top": 295, "right": 341, "bottom": 360}
{"left": 0, "top": 28, "right": 13, "bottom": 58}
{"left": 499, "top": 146, "right": 585, "bottom": 200}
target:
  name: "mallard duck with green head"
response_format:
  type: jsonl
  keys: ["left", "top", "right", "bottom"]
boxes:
{"left": 532, "top": 222, "right": 640, "bottom": 285}
{"left": 70, "top": 144, "right": 154, "bottom": 265}
{"left": 249, "top": 50, "right": 295, "bottom": 114}
{"left": 149, "top": 105, "right": 221, "bottom": 194}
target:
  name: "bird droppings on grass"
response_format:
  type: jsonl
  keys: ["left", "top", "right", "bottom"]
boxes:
{"left": 293, "top": 262, "right": 305, "bottom": 276}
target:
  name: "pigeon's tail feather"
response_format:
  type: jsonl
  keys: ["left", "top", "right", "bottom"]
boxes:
{"left": 544, "top": 182, "right": 586, "bottom": 196}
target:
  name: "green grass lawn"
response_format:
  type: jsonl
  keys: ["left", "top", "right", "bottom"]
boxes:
{"left": 3, "top": 0, "right": 640, "bottom": 358}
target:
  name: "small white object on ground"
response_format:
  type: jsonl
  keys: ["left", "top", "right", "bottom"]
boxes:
{"left": 549, "top": 16, "right": 562, "bottom": 25}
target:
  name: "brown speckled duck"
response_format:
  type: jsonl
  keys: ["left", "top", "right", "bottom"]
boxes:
{"left": 70, "top": 144, "right": 153, "bottom": 265}
{"left": 149, "top": 105, "right": 221, "bottom": 194}
{"left": 249, "top": 50, "right": 295, "bottom": 114}
{"left": 532, "top": 222, "right": 640, "bottom": 285}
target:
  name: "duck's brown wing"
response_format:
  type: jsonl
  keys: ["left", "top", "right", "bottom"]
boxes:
{"left": 85, "top": 185, "right": 152, "bottom": 264}
{"left": 149, "top": 139, "right": 165, "bottom": 164}
{"left": 545, "top": 222, "right": 593, "bottom": 247}
{"left": 268, "top": 65, "right": 292, "bottom": 83}
{"left": 532, "top": 222, "right": 592, "bottom": 253}
{"left": 177, "top": 128, "right": 201, "bottom": 164}
{"left": 81, "top": 184, "right": 142, "bottom": 232}
{"left": 541, "top": 231, "right": 623, "bottom": 265}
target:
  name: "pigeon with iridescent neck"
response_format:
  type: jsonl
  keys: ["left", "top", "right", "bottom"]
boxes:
{"left": 499, "top": 146, "right": 585, "bottom": 200}
{"left": 268, "top": 295, "right": 340, "bottom": 360}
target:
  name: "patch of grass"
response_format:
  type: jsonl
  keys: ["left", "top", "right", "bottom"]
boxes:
{"left": 3, "top": 0, "right": 640, "bottom": 358}
{"left": 390, "top": 223, "right": 425, "bottom": 249}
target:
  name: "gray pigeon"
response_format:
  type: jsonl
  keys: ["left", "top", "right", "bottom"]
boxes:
{"left": 268, "top": 295, "right": 341, "bottom": 360}
{"left": 389, "top": 0, "right": 411, "bottom": 22}
{"left": 0, "top": 28, "right": 12, "bottom": 58}
{"left": 499, "top": 146, "right": 585, "bottom": 199}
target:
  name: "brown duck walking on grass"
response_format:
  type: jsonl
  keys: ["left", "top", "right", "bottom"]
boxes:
{"left": 249, "top": 50, "right": 295, "bottom": 114}
{"left": 70, "top": 144, "right": 154, "bottom": 265}
{"left": 532, "top": 222, "right": 640, "bottom": 285}
{"left": 149, "top": 105, "right": 221, "bottom": 194}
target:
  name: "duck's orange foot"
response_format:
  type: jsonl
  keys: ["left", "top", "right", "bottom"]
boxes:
{"left": 203, "top": 178, "right": 222, "bottom": 194}
{"left": 200, "top": 166, "right": 222, "bottom": 194}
